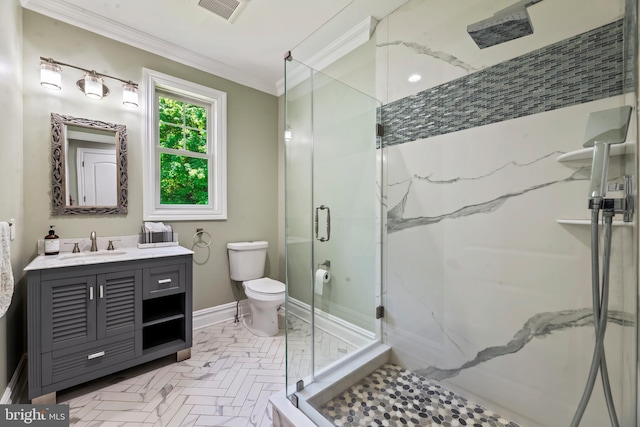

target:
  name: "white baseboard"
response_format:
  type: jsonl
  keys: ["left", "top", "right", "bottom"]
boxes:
{"left": 287, "top": 298, "right": 375, "bottom": 348}
{"left": 195, "top": 297, "right": 374, "bottom": 347}
{"left": 1, "top": 354, "right": 27, "bottom": 404}
{"left": 193, "top": 300, "right": 249, "bottom": 330}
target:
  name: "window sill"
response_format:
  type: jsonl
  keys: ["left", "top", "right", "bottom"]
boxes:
{"left": 144, "top": 209, "right": 227, "bottom": 221}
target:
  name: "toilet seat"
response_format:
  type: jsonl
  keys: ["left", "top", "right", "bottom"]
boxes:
{"left": 244, "top": 278, "right": 285, "bottom": 295}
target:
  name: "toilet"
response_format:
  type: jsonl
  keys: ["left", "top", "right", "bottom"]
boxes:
{"left": 227, "top": 241, "right": 285, "bottom": 337}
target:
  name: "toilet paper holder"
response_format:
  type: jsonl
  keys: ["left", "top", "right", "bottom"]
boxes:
{"left": 318, "top": 260, "right": 331, "bottom": 270}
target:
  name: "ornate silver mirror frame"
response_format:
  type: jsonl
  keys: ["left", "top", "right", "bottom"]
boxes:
{"left": 51, "top": 113, "right": 128, "bottom": 215}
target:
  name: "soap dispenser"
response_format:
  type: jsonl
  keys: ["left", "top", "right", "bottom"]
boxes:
{"left": 44, "top": 225, "right": 60, "bottom": 255}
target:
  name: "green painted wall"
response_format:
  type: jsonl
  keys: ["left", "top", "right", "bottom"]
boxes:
{"left": 0, "top": 9, "right": 281, "bottom": 392}
{"left": 0, "top": 0, "right": 24, "bottom": 390}
{"left": 21, "top": 10, "right": 280, "bottom": 312}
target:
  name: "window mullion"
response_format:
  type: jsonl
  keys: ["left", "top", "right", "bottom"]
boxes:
{"left": 182, "top": 107, "right": 187, "bottom": 151}
{"left": 158, "top": 147, "right": 209, "bottom": 159}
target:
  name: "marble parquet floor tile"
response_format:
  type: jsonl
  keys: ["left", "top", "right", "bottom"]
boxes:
{"left": 54, "top": 314, "right": 357, "bottom": 426}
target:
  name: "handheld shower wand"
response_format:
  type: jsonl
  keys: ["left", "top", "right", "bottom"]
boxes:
{"left": 588, "top": 141, "right": 612, "bottom": 200}
{"left": 571, "top": 106, "right": 632, "bottom": 427}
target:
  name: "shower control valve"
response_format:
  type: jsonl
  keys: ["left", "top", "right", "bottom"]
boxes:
{"left": 589, "top": 175, "right": 634, "bottom": 222}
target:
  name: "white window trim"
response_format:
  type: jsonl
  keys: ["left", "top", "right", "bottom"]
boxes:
{"left": 143, "top": 68, "right": 227, "bottom": 220}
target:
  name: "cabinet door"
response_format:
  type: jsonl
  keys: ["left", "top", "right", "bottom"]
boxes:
{"left": 96, "top": 270, "right": 141, "bottom": 340}
{"left": 42, "top": 276, "right": 97, "bottom": 353}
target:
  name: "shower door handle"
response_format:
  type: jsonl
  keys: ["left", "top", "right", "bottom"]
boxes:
{"left": 315, "top": 205, "right": 331, "bottom": 242}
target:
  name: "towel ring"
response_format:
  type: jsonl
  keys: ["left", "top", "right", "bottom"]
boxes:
{"left": 193, "top": 228, "right": 212, "bottom": 248}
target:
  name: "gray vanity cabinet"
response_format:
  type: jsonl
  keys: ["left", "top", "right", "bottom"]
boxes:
{"left": 28, "top": 254, "right": 192, "bottom": 402}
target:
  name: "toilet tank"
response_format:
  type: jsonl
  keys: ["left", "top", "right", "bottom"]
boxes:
{"left": 227, "top": 241, "right": 269, "bottom": 281}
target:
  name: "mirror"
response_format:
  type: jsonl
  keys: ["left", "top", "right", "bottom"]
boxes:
{"left": 51, "top": 113, "right": 128, "bottom": 215}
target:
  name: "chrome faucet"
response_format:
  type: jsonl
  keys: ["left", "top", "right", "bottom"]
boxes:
{"left": 90, "top": 231, "right": 98, "bottom": 252}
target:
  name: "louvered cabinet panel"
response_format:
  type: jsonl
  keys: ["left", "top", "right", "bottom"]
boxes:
{"left": 41, "top": 276, "right": 97, "bottom": 353}
{"left": 41, "top": 332, "right": 135, "bottom": 386}
{"left": 96, "top": 270, "right": 141, "bottom": 339}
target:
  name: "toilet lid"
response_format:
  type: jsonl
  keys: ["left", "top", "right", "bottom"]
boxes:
{"left": 245, "top": 278, "right": 285, "bottom": 294}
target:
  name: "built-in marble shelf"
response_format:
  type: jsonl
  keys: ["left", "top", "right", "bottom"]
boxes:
{"left": 556, "top": 219, "right": 633, "bottom": 226}
{"left": 556, "top": 141, "right": 635, "bottom": 162}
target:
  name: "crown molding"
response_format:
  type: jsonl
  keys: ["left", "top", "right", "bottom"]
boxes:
{"left": 21, "top": 0, "right": 278, "bottom": 95}
{"left": 276, "top": 16, "right": 378, "bottom": 96}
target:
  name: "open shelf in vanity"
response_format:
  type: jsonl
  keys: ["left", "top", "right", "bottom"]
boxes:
{"left": 142, "top": 294, "right": 185, "bottom": 327}
{"left": 142, "top": 293, "right": 187, "bottom": 354}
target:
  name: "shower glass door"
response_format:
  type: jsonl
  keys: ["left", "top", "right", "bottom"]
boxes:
{"left": 284, "top": 57, "right": 381, "bottom": 407}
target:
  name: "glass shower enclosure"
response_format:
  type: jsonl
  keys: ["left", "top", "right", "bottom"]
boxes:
{"left": 283, "top": 56, "right": 382, "bottom": 418}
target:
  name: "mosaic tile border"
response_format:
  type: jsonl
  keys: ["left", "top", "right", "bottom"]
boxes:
{"left": 319, "top": 363, "right": 521, "bottom": 427}
{"left": 381, "top": 20, "right": 625, "bottom": 146}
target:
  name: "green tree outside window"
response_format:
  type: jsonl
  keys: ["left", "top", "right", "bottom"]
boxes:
{"left": 158, "top": 96, "right": 209, "bottom": 204}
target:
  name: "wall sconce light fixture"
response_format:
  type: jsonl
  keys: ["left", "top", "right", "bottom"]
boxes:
{"left": 39, "top": 57, "right": 139, "bottom": 107}
{"left": 40, "top": 60, "right": 62, "bottom": 90}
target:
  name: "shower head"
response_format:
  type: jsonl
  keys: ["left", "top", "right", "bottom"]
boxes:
{"left": 467, "top": 0, "right": 543, "bottom": 49}
{"left": 583, "top": 106, "right": 633, "bottom": 201}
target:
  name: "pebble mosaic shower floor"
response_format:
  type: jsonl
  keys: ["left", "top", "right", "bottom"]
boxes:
{"left": 319, "top": 363, "right": 521, "bottom": 427}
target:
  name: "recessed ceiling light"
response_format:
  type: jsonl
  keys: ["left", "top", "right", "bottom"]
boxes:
{"left": 408, "top": 74, "right": 422, "bottom": 83}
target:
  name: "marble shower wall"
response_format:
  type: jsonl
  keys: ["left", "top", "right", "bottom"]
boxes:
{"left": 378, "top": 0, "right": 636, "bottom": 426}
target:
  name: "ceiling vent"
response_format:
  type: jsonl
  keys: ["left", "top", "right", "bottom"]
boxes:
{"left": 198, "top": 0, "right": 246, "bottom": 22}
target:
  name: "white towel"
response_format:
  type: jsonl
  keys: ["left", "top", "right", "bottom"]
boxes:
{"left": 0, "top": 222, "right": 13, "bottom": 318}
{"left": 144, "top": 222, "right": 168, "bottom": 232}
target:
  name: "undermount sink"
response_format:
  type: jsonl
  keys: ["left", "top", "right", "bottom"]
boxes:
{"left": 58, "top": 250, "right": 127, "bottom": 260}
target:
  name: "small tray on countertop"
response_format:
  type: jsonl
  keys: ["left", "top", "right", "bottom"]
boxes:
{"left": 137, "top": 241, "right": 179, "bottom": 249}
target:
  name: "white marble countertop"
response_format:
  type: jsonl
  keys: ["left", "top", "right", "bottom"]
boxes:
{"left": 24, "top": 236, "right": 193, "bottom": 271}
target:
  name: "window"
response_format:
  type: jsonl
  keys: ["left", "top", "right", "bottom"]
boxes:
{"left": 143, "top": 69, "right": 227, "bottom": 220}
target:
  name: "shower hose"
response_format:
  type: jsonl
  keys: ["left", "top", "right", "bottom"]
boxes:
{"left": 570, "top": 208, "right": 619, "bottom": 427}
